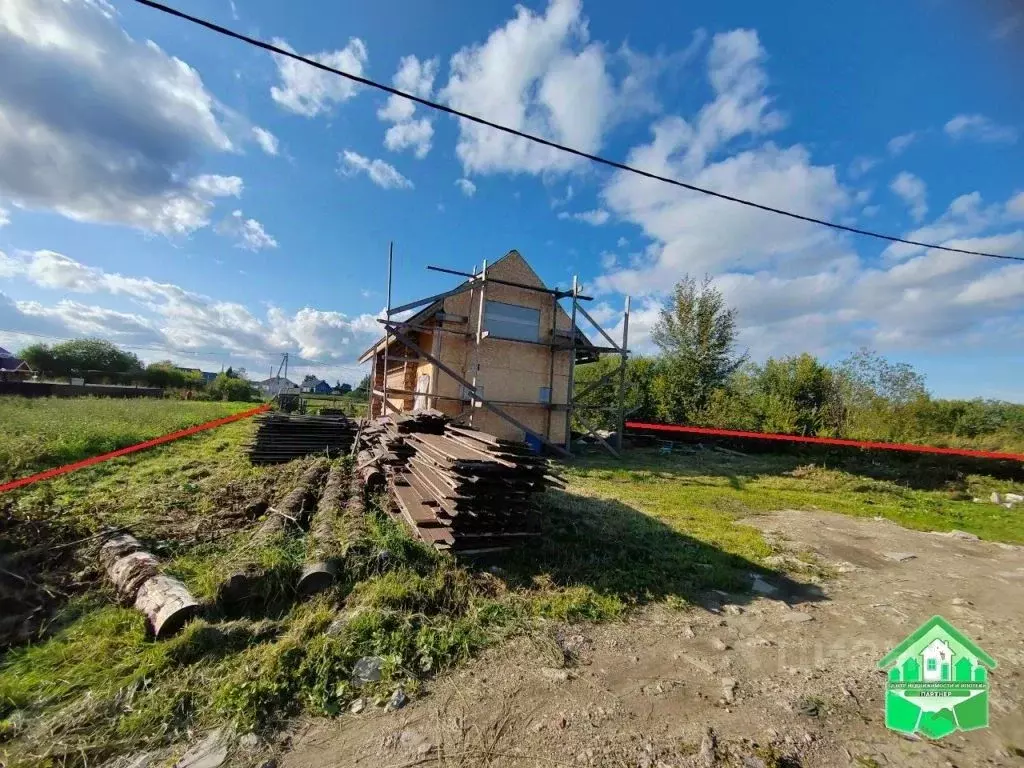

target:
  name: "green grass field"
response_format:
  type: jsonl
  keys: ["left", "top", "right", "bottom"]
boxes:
{"left": 299, "top": 392, "right": 368, "bottom": 416}
{"left": 1, "top": 412, "right": 1020, "bottom": 766}
{"left": 0, "top": 397, "right": 254, "bottom": 482}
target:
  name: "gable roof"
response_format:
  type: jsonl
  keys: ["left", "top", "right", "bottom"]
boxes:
{"left": 877, "top": 615, "right": 996, "bottom": 670}
{"left": 0, "top": 346, "right": 13, "bottom": 357}
{"left": 0, "top": 356, "right": 31, "bottom": 372}
{"left": 358, "top": 249, "right": 595, "bottom": 362}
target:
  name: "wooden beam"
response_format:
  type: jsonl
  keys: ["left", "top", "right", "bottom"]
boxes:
{"left": 372, "top": 390, "right": 404, "bottom": 415}
{"left": 574, "top": 366, "right": 622, "bottom": 402}
{"left": 388, "top": 283, "right": 474, "bottom": 316}
{"left": 381, "top": 322, "right": 572, "bottom": 459}
{"left": 426, "top": 265, "right": 595, "bottom": 301}
{"left": 375, "top": 387, "right": 466, "bottom": 403}
{"left": 576, "top": 411, "right": 620, "bottom": 459}
{"left": 376, "top": 319, "right": 472, "bottom": 337}
{"left": 575, "top": 303, "right": 622, "bottom": 352}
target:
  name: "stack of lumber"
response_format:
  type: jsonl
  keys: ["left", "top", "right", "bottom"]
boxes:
{"left": 362, "top": 416, "right": 560, "bottom": 553}
{"left": 247, "top": 413, "right": 357, "bottom": 464}
{"left": 391, "top": 409, "right": 448, "bottom": 434}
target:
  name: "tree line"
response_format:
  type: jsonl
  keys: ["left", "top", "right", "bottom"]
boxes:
{"left": 576, "top": 275, "right": 1024, "bottom": 452}
{"left": 17, "top": 339, "right": 256, "bottom": 401}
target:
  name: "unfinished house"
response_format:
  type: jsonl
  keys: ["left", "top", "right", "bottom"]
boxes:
{"left": 358, "top": 250, "right": 626, "bottom": 451}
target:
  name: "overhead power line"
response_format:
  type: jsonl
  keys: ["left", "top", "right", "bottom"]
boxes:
{"left": 133, "top": 0, "right": 1024, "bottom": 264}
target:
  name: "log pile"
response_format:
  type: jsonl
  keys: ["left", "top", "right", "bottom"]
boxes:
{"left": 247, "top": 413, "right": 358, "bottom": 464}
{"left": 99, "top": 532, "right": 199, "bottom": 638}
{"left": 359, "top": 415, "right": 561, "bottom": 553}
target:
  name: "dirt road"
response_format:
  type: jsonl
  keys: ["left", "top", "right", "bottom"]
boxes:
{"left": 281, "top": 511, "right": 1024, "bottom": 767}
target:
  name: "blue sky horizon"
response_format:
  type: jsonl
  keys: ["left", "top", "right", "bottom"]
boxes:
{"left": 1, "top": 0, "right": 1023, "bottom": 398}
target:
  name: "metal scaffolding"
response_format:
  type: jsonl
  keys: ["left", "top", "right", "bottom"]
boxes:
{"left": 368, "top": 247, "right": 630, "bottom": 458}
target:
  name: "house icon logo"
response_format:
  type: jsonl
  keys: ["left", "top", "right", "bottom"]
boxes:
{"left": 877, "top": 615, "right": 996, "bottom": 739}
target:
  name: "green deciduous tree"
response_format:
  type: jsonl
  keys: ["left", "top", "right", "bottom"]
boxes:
{"left": 143, "top": 361, "right": 186, "bottom": 389}
{"left": 19, "top": 339, "right": 143, "bottom": 382}
{"left": 650, "top": 275, "right": 747, "bottom": 423}
{"left": 209, "top": 372, "right": 255, "bottom": 402}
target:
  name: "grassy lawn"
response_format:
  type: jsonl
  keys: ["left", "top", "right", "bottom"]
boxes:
{"left": 567, "top": 446, "right": 1024, "bottom": 545}
{"left": 0, "top": 397, "right": 255, "bottom": 483}
{"left": 300, "top": 393, "right": 368, "bottom": 416}
{"left": 1, "top": 428, "right": 1020, "bottom": 765}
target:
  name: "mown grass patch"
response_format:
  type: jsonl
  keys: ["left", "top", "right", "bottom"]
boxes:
{"left": 4, "top": 426, "right": 1019, "bottom": 766}
{"left": 567, "top": 448, "right": 1024, "bottom": 545}
{"left": 0, "top": 396, "right": 254, "bottom": 482}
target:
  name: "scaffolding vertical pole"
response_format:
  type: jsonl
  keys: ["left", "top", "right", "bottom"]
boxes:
{"left": 616, "top": 295, "right": 631, "bottom": 453}
{"left": 283, "top": 353, "right": 288, "bottom": 394}
{"left": 367, "top": 350, "right": 376, "bottom": 416}
{"left": 564, "top": 275, "right": 579, "bottom": 453}
{"left": 545, "top": 291, "right": 557, "bottom": 440}
{"left": 382, "top": 242, "right": 393, "bottom": 417}
{"left": 470, "top": 260, "right": 487, "bottom": 424}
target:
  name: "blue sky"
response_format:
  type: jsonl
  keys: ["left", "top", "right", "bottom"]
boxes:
{"left": 1, "top": 0, "right": 1023, "bottom": 397}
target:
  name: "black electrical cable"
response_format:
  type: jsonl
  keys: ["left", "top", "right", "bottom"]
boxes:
{"left": 133, "top": 0, "right": 1024, "bottom": 263}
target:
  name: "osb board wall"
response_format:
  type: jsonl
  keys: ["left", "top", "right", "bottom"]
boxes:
{"left": 440, "top": 251, "right": 574, "bottom": 442}
{"left": 373, "top": 252, "right": 578, "bottom": 442}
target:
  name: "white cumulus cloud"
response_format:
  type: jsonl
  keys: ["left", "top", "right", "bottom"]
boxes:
{"left": 558, "top": 208, "right": 610, "bottom": 225}
{"left": 944, "top": 113, "right": 1018, "bottom": 144}
{"left": 890, "top": 172, "right": 928, "bottom": 222}
{"left": 887, "top": 132, "right": 917, "bottom": 156}
{"left": 252, "top": 126, "right": 279, "bottom": 156}
{"left": 215, "top": 210, "right": 278, "bottom": 251}
{"left": 455, "top": 178, "right": 477, "bottom": 197}
{"left": 442, "top": 0, "right": 621, "bottom": 176}
{"left": 270, "top": 37, "right": 368, "bottom": 117}
{"left": 0, "top": 0, "right": 240, "bottom": 235}
{"left": 0, "top": 249, "right": 381, "bottom": 373}
{"left": 339, "top": 151, "right": 413, "bottom": 190}
{"left": 378, "top": 55, "right": 438, "bottom": 158}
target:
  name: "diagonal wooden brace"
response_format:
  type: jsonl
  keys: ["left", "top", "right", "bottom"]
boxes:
{"left": 382, "top": 321, "right": 572, "bottom": 459}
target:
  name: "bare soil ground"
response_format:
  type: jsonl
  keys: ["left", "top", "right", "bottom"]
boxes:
{"left": 280, "top": 510, "right": 1024, "bottom": 768}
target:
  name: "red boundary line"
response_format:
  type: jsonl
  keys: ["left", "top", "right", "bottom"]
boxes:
{"left": 625, "top": 421, "right": 1024, "bottom": 462}
{"left": 0, "top": 404, "right": 270, "bottom": 494}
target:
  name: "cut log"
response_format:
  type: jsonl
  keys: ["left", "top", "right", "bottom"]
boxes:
{"left": 99, "top": 532, "right": 159, "bottom": 602}
{"left": 341, "top": 469, "right": 368, "bottom": 554}
{"left": 98, "top": 531, "right": 199, "bottom": 639}
{"left": 219, "top": 458, "right": 329, "bottom": 604}
{"left": 297, "top": 462, "right": 348, "bottom": 596}
{"left": 135, "top": 574, "right": 200, "bottom": 639}
{"left": 357, "top": 449, "right": 384, "bottom": 492}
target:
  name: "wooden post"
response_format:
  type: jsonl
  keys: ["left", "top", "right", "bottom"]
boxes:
{"left": 382, "top": 241, "right": 393, "bottom": 417}
{"left": 564, "top": 276, "right": 579, "bottom": 453}
{"left": 471, "top": 260, "right": 486, "bottom": 427}
{"left": 546, "top": 291, "right": 557, "bottom": 439}
{"left": 367, "top": 351, "right": 376, "bottom": 417}
{"left": 616, "top": 296, "right": 631, "bottom": 453}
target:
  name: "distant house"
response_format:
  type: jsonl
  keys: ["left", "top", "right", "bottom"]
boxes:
{"left": 0, "top": 347, "right": 33, "bottom": 380}
{"left": 256, "top": 376, "right": 297, "bottom": 395}
{"left": 300, "top": 375, "right": 332, "bottom": 394}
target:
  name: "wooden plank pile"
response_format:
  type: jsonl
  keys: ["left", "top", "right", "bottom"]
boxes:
{"left": 247, "top": 413, "right": 358, "bottom": 464}
{"left": 360, "top": 414, "right": 561, "bottom": 553}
